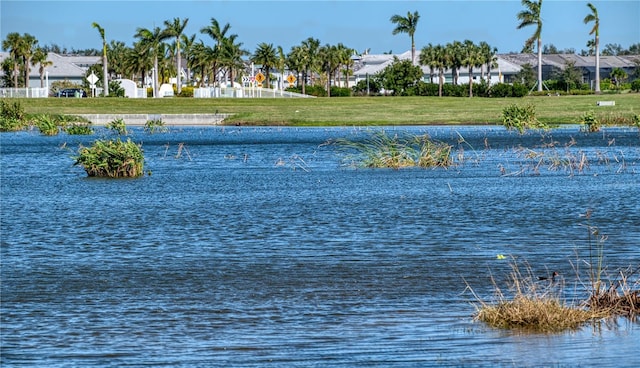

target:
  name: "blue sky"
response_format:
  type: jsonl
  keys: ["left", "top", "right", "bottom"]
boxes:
{"left": 2, "top": 0, "right": 639, "bottom": 55}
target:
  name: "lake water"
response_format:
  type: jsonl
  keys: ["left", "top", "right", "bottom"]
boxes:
{"left": 1, "top": 125, "right": 639, "bottom": 367}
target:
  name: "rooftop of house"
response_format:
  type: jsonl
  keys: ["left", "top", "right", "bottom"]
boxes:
{"left": 0, "top": 52, "right": 100, "bottom": 79}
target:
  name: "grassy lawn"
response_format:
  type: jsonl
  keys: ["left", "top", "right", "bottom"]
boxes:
{"left": 8, "top": 94, "right": 640, "bottom": 126}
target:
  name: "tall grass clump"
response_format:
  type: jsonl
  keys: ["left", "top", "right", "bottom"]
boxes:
{"left": 0, "top": 99, "right": 27, "bottom": 132}
{"left": 579, "top": 111, "right": 600, "bottom": 132}
{"left": 34, "top": 114, "right": 60, "bottom": 135}
{"left": 74, "top": 138, "right": 144, "bottom": 178}
{"left": 106, "top": 118, "right": 127, "bottom": 135}
{"left": 144, "top": 118, "right": 168, "bottom": 133}
{"left": 472, "top": 210, "right": 638, "bottom": 333}
{"left": 579, "top": 210, "right": 639, "bottom": 318}
{"left": 65, "top": 122, "right": 94, "bottom": 135}
{"left": 471, "top": 261, "right": 605, "bottom": 333}
{"left": 333, "top": 130, "right": 453, "bottom": 169}
{"left": 60, "top": 115, "right": 94, "bottom": 135}
{"left": 501, "top": 103, "right": 547, "bottom": 133}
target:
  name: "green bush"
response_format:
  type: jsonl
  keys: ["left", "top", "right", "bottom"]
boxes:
{"left": 631, "top": 80, "right": 640, "bottom": 92}
{"left": 286, "top": 85, "right": 327, "bottom": 97}
{"left": 64, "top": 120, "right": 93, "bottom": 135}
{"left": 511, "top": 83, "right": 529, "bottom": 97}
{"left": 144, "top": 118, "right": 168, "bottom": 133}
{"left": 442, "top": 83, "right": 466, "bottom": 97}
{"left": 352, "top": 79, "right": 382, "bottom": 96}
{"left": 74, "top": 138, "right": 144, "bottom": 178}
{"left": 0, "top": 99, "right": 27, "bottom": 132}
{"left": 329, "top": 86, "right": 351, "bottom": 97}
{"left": 489, "top": 83, "right": 512, "bottom": 98}
{"left": 501, "top": 103, "right": 546, "bottom": 133}
{"left": 106, "top": 118, "right": 127, "bottom": 135}
{"left": 178, "top": 86, "right": 194, "bottom": 97}
{"left": 34, "top": 114, "right": 60, "bottom": 136}
{"left": 579, "top": 111, "right": 600, "bottom": 132}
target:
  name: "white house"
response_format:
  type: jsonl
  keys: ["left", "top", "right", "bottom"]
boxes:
{"left": 0, "top": 52, "right": 100, "bottom": 88}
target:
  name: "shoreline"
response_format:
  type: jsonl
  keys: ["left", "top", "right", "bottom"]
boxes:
{"left": 78, "top": 113, "right": 232, "bottom": 126}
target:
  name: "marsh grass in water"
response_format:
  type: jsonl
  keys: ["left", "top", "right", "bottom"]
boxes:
{"left": 578, "top": 210, "right": 640, "bottom": 319}
{"left": 144, "top": 118, "right": 168, "bottom": 134}
{"left": 74, "top": 138, "right": 144, "bottom": 178}
{"left": 501, "top": 103, "right": 548, "bottom": 134}
{"left": 107, "top": 118, "right": 127, "bottom": 135}
{"left": 0, "top": 99, "right": 27, "bottom": 131}
{"left": 332, "top": 130, "right": 453, "bottom": 169}
{"left": 472, "top": 211, "right": 639, "bottom": 333}
{"left": 471, "top": 260, "right": 607, "bottom": 333}
{"left": 34, "top": 114, "right": 60, "bottom": 136}
{"left": 579, "top": 111, "right": 601, "bottom": 132}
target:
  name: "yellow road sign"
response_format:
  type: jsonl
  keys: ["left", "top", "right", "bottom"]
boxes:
{"left": 286, "top": 74, "right": 296, "bottom": 84}
{"left": 255, "top": 72, "right": 266, "bottom": 83}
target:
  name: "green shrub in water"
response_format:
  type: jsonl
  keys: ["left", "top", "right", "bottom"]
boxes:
{"left": 501, "top": 103, "right": 546, "bottom": 133}
{"left": 34, "top": 114, "right": 60, "bottom": 136}
{"left": 74, "top": 138, "right": 144, "bottom": 178}
{"left": 106, "top": 118, "right": 127, "bottom": 135}
{"left": 0, "top": 99, "right": 27, "bottom": 132}
{"left": 579, "top": 111, "right": 601, "bottom": 132}
{"left": 334, "top": 130, "right": 453, "bottom": 169}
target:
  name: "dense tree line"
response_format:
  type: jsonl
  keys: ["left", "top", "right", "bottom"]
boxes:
{"left": 2, "top": 1, "right": 638, "bottom": 96}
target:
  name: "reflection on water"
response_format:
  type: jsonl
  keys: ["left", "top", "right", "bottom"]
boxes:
{"left": 1, "top": 126, "right": 639, "bottom": 367}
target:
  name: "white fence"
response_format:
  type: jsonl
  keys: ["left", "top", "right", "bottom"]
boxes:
{"left": 1, "top": 88, "right": 49, "bottom": 98}
{"left": 194, "top": 87, "right": 313, "bottom": 98}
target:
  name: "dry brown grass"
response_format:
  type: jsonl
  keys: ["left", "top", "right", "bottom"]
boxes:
{"left": 476, "top": 296, "right": 603, "bottom": 333}
{"left": 584, "top": 266, "right": 640, "bottom": 319}
{"left": 470, "top": 261, "right": 607, "bottom": 333}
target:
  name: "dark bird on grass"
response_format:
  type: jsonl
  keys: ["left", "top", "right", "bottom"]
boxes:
{"left": 538, "top": 271, "right": 559, "bottom": 282}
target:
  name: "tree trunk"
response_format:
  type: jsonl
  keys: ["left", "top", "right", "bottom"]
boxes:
{"left": 103, "top": 54, "right": 109, "bottom": 96}
{"left": 537, "top": 37, "right": 543, "bottom": 92}
{"left": 594, "top": 35, "right": 601, "bottom": 94}
{"left": 153, "top": 56, "right": 159, "bottom": 98}
{"left": 24, "top": 57, "right": 31, "bottom": 88}
{"left": 176, "top": 42, "right": 182, "bottom": 94}
{"left": 468, "top": 66, "right": 474, "bottom": 97}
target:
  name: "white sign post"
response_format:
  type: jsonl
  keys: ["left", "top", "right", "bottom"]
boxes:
{"left": 87, "top": 72, "right": 99, "bottom": 97}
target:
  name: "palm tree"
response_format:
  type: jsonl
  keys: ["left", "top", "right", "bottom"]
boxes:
{"left": 164, "top": 17, "right": 189, "bottom": 94}
{"left": 447, "top": 41, "right": 464, "bottom": 85}
{"left": 276, "top": 45, "right": 287, "bottom": 89}
{"left": 92, "top": 22, "right": 109, "bottom": 96}
{"left": 123, "top": 41, "right": 153, "bottom": 86}
{"left": 419, "top": 44, "right": 436, "bottom": 83}
{"left": 2, "top": 32, "right": 23, "bottom": 87}
{"left": 478, "top": 41, "right": 498, "bottom": 85}
{"left": 337, "top": 43, "right": 355, "bottom": 88}
{"left": 390, "top": 10, "right": 420, "bottom": 65}
{"left": 220, "top": 34, "right": 247, "bottom": 87}
{"left": 108, "top": 40, "right": 127, "bottom": 79}
{"left": 517, "top": 0, "right": 543, "bottom": 92}
{"left": 584, "top": 3, "right": 600, "bottom": 93}
{"left": 135, "top": 26, "right": 171, "bottom": 97}
{"left": 286, "top": 46, "right": 305, "bottom": 90}
{"left": 251, "top": 42, "right": 277, "bottom": 89}
{"left": 188, "top": 41, "right": 210, "bottom": 87}
{"left": 18, "top": 33, "right": 37, "bottom": 88}
{"left": 31, "top": 47, "right": 52, "bottom": 88}
{"left": 300, "top": 37, "right": 320, "bottom": 94}
{"left": 200, "top": 18, "right": 234, "bottom": 86}
{"left": 181, "top": 33, "right": 196, "bottom": 87}
{"left": 318, "top": 44, "right": 340, "bottom": 97}
{"left": 461, "top": 40, "right": 484, "bottom": 97}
